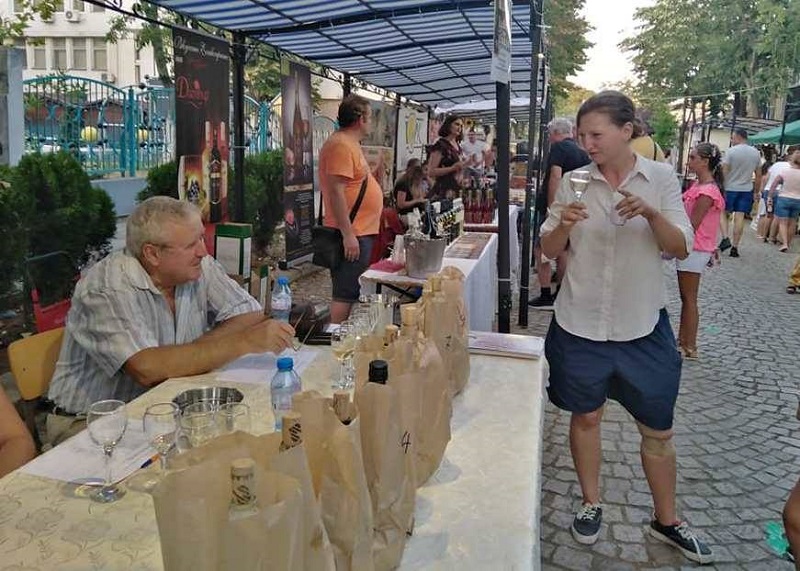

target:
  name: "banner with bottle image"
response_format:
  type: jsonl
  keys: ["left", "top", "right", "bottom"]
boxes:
{"left": 281, "top": 61, "right": 315, "bottom": 264}
{"left": 362, "top": 100, "right": 397, "bottom": 194}
{"left": 395, "top": 106, "right": 429, "bottom": 174}
{"left": 173, "top": 29, "right": 230, "bottom": 224}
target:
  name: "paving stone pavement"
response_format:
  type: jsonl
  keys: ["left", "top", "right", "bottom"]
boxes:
{"left": 524, "top": 228, "right": 800, "bottom": 570}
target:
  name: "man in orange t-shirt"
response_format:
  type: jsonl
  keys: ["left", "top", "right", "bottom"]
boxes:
{"left": 318, "top": 94, "right": 383, "bottom": 322}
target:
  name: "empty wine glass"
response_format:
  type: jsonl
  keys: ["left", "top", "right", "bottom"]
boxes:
{"left": 330, "top": 321, "right": 356, "bottom": 390}
{"left": 569, "top": 170, "right": 591, "bottom": 201}
{"left": 217, "top": 402, "right": 251, "bottom": 435}
{"left": 179, "top": 402, "right": 219, "bottom": 449}
{"left": 87, "top": 399, "right": 128, "bottom": 503}
{"left": 610, "top": 190, "right": 627, "bottom": 226}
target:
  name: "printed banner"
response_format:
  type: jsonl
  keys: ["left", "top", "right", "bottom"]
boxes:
{"left": 395, "top": 106, "right": 429, "bottom": 173}
{"left": 281, "top": 61, "right": 315, "bottom": 264}
{"left": 490, "top": 0, "right": 512, "bottom": 84}
{"left": 173, "top": 30, "right": 230, "bottom": 223}
{"left": 362, "top": 100, "right": 397, "bottom": 194}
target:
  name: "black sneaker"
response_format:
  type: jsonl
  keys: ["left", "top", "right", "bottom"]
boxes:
{"left": 648, "top": 519, "right": 714, "bottom": 564}
{"left": 571, "top": 503, "right": 602, "bottom": 545}
{"left": 528, "top": 294, "right": 555, "bottom": 310}
{"left": 718, "top": 237, "right": 732, "bottom": 252}
{"left": 729, "top": 246, "right": 740, "bottom": 257}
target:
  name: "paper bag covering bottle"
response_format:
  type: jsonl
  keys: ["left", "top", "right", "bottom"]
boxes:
{"left": 429, "top": 267, "right": 470, "bottom": 395}
{"left": 354, "top": 360, "right": 417, "bottom": 571}
{"left": 152, "top": 451, "right": 305, "bottom": 571}
{"left": 161, "top": 430, "right": 334, "bottom": 571}
{"left": 292, "top": 390, "right": 375, "bottom": 571}
{"left": 397, "top": 304, "right": 451, "bottom": 486}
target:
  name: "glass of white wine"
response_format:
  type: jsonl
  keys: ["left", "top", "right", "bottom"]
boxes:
{"left": 330, "top": 320, "right": 356, "bottom": 390}
{"left": 569, "top": 170, "right": 591, "bottom": 201}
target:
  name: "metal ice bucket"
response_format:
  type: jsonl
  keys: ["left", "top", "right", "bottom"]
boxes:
{"left": 405, "top": 236, "right": 446, "bottom": 279}
{"left": 172, "top": 386, "right": 244, "bottom": 412}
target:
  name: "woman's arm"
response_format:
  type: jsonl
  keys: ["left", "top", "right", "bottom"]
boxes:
{"left": 689, "top": 195, "right": 714, "bottom": 231}
{"left": 395, "top": 190, "right": 418, "bottom": 210}
{"left": 0, "top": 389, "right": 36, "bottom": 477}
{"left": 428, "top": 149, "right": 462, "bottom": 178}
{"left": 770, "top": 175, "right": 783, "bottom": 197}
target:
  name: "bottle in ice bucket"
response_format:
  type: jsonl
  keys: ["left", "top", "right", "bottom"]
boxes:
{"left": 228, "top": 458, "right": 259, "bottom": 520}
{"left": 270, "top": 276, "right": 292, "bottom": 322}
{"left": 368, "top": 360, "right": 388, "bottom": 384}
{"left": 279, "top": 411, "right": 302, "bottom": 452}
{"left": 271, "top": 357, "right": 302, "bottom": 430}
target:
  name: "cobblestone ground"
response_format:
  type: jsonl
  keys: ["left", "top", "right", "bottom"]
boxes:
{"left": 531, "top": 227, "right": 800, "bottom": 570}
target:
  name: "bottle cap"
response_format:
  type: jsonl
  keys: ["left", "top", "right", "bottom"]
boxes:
{"left": 231, "top": 457, "right": 256, "bottom": 477}
{"left": 400, "top": 304, "right": 418, "bottom": 326}
{"left": 383, "top": 324, "right": 399, "bottom": 344}
{"left": 429, "top": 275, "right": 442, "bottom": 292}
{"left": 277, "top": 357, "right": 294, "bottom": 371}
{"left": 277, "top": 276, "right": 289, "bottom": 286}
{"left": 368, "top": 360, "right": 388, "bottom": 384}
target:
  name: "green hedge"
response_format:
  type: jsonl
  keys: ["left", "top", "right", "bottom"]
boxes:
{"left": 138, "top": 150, "right": 284, "bottom": 253}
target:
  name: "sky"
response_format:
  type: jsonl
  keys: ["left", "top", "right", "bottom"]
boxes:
{"left": 569, "top": 0, "right": 655, "bottom": 92}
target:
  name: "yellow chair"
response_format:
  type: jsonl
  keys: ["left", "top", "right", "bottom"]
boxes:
{"left": 8, "top": 327, "right": 64, "bottom": 401}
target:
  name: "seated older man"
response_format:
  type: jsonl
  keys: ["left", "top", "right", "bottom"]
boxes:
{"left": 45, "top": 196, "right": 294, "bottom": 445}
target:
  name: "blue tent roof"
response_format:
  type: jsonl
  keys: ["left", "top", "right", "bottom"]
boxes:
{"left": 145, "top": 0, "right": 534, "bottom": 106}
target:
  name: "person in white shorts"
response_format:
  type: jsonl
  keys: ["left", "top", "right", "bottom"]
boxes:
{"left": 676, "top": 142, "right": 725, "bottom": 359}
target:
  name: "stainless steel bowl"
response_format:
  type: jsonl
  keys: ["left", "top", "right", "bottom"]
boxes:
{"left": 172, "top": 386, "right": 244, "bottom": 412}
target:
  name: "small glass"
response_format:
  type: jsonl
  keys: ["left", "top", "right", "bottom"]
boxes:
{"left": 86, "top": 399, "right": 128, "bottom": 503}
{"left": 217, "top": 402, "right": 251, "bottom": 435}
{"left": 610, "top": 191, "right": 627, "bottom": 226}
{"left": 569, "top": 170, "right": 591, "bottom": 201}
{"left": 128, "top": 402, "right": 179, "bottom": 492}
{"left": 179, "top": 402, "right": 219, "bottom": 449}
{"left": 330, "top": 321, "right": 356, "bottom": 390}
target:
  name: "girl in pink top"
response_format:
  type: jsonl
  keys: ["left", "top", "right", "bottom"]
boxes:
{"left": 677, "top": 142, "right": 725, "bottom": 359}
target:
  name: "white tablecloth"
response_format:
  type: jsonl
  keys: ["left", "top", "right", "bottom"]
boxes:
{"left": 0, "top": 348, "right": 547, "bottom": 570}
{"left": 359, "top": 232, "right": 498, "bottom": 331}
{"left": 463, "top": 205, "right": 521, "bottom": 290}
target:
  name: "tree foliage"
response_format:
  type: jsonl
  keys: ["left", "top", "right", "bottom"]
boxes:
{"left": 0, "top": 0, "right": 58, "bottom": 45}
{"left": 621, "top": 0, "right": 800, "bottom": 117}
{"left": 544, "top": 0, "right": 593, "bottom": 106}
{"left": 554, "top": 84, "right": 595, "bottom": 118}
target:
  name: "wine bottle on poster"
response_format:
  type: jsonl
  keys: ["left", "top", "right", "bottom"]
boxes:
{"left": 220, "top": 120, "right": 229, "bottom": 217}
{"left": 292, "top": 71, "right": 305, "bottom": 183}
{"left": 202, "top": 121, "right": 212, "bottom": 207}
{"left": 210, "top": 126, "right": 223, "bottom": 222}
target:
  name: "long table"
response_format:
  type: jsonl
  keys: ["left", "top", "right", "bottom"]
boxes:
{"left": 0, "top": 347, "right": 547, "bottom": 570}
{"left": 463, "top": 205, "right": 522, "bottom": 290}
{"left": 359, "top": 232, "right": 498, "bottom": 332}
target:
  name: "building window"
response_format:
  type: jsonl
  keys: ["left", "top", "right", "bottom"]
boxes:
{"left": 92, "top": 40, "right": 107, "bottom": 71}
{"left": 72, "top": 0, "right": 84, "bottom": 10}
{"left": 52, "top": 38, "right": 67, "bottom": 70}
{"left": 72, "top": 38, "right": 87, "bottom": 70}
{"left": 12, "top": 0, "right": 25, "bottom": 13}
{"left": 35, "top": 0, "right": 64, "bottom": 10}
{"left": 15, "top": 39, "right": 27, "bottom": 69}
{"left": 31, "top": 41, "right": 47, "bottom": 70}
{"left": 91, "top": 3, "right": 104, "bottom": 12}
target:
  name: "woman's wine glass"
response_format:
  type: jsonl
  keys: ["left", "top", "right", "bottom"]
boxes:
{"left": 87, "top": 399, "right": 128, "bottom": 503}
{"left": 569, "top": 170, "right": 591, "bottom": 201}
{"left": 330, "top": 321, "right": 356, "bottom": 390}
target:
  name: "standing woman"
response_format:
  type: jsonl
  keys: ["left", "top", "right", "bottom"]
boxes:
{"left": 677, "top": 143, "right": 725, "bottom": 359}
{"left": 540, "top": 91, "right": 713, "bottom": 564}
{"left": 427, "top": 116, "right": 467, "bottom": 200}
{"left": 768, "top": 149, "right": 800, "bottom": 252}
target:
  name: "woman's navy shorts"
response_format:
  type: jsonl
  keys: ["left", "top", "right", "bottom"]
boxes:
{"left": 544, "top": 308, "right": 682, "bottom": 431}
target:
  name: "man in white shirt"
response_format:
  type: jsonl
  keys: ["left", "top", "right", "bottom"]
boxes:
{"left": 461, "top": 129, "right": 489, "bottom": 173}
{"left": 719, "top": 128, "right": 762, "bottom": 257}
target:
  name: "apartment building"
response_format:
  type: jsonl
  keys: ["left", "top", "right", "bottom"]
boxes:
{"left": 3, "top": 0, "right": 158, "bottom": 86}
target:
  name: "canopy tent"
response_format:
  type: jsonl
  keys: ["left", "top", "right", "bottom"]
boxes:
{"left": 434, "top": 97, "right": 537, "bottom": 122}
{"left": 142, "top": 0, "right": 533, "bottom": 107}
{"left": 749, "top": 119, "right": 800, "bottom": 145}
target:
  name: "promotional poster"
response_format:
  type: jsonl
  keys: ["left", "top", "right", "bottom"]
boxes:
{"left": 173, "top": 29, "right": 230, "bottom": 223}
{"left": 362, "top": 100, "right": 397, "bottom": 194}
{"left": 281, "top": 61, "right": 315, "bottom": 264}
{"left": 395, "top": 106, "right": 429, "bottom": 173}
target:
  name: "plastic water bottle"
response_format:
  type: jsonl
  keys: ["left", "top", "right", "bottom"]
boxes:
{"left": 271, "top": 357, "right": 302, "bottom": 430}
{"left": 270, "top": 276, "right": 292, "bottom": 322}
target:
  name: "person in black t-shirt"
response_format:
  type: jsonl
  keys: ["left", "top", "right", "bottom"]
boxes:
{"left": 530, "top": 117, "right": 591, "bottom": 309}
{"left": 394, "top": 158, "right": 428, "bottom": 215}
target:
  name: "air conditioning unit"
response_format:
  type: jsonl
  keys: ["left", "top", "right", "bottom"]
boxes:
{"left": 65, "top": 10, "right": 83, "bottom": 22}
{"left": 101, "top": 72, "right": 116, "bottom": 84}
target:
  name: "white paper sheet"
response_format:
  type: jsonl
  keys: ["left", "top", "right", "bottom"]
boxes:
{"left": 21, "top": 421, "right": 153, "bottom": 484}
{"left": 215, "top": 347, "right": 319, "bottom": 385}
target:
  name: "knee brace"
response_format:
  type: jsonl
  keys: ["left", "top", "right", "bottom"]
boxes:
{"left": 641, "top": 434, "right": 676, "bottom": 457}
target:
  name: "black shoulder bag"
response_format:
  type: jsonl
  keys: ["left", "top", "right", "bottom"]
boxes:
{"left": 311, "top": 177, "right": 369, "bottom": 269}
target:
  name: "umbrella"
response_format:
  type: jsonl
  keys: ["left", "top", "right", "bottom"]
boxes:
{"left": 749, "top": 119, "right": 800, "bottom": 145}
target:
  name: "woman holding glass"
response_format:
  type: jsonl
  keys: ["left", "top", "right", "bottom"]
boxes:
{"left": 427, "top": 116, "right": 468, "bottom": 200}
{"left": 677, "top": 143, "right": 725, "bottom": 359}
{"left": 540, "top": 91, "right": 713, "bottom": 564}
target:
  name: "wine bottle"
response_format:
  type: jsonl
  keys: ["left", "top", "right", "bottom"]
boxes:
{"left": 292, "top": 70, "right": 305, "bottom": 182}
{"left": 209, "top": 126, "right": 222, "bottom": 222}
{"left": 202, "top": 121, "right": 212, "bottom": 205}
{"left": 228, "top": 458, "right": 259, "bottom": 520}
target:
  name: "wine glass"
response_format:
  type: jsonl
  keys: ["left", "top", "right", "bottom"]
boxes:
{"left": 128, "top": 402, "right": 179, "bottom": 492}
{"left": 569, "top": 170, "right": 591, "bottom": 201}
{"left": 330, "top": 321, "right": 356, "bottom": 390}
{"left": 610, "top": 191, "right": 628, "bottom": 226}
{"left": 178, "top": 402, "right": 219, "bottom": 449}
{"left": 217, "top": 402, "right": 251, "bottom": 435}
{"left": 87, "top": 399, "right": 128, "bottom": 503}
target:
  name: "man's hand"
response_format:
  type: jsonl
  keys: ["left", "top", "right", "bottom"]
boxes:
{"left": 243, "top": 319, "right": 295, "bottom": 354}
{"left": 616, "top": 189, "right": 657, "bottom": 221}
{"left": 343, "top": 233, "right": 360, "bottom": 262}
{"left": 559, "top": 201, "right": 589, "bottom": 229}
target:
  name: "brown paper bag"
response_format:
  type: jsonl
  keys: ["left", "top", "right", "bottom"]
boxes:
{"left": 437, "top": 266, "right": 471, "bottom": 394}
{"left": 293, "top": 390, "right": 375, "bottom": 571}
{"left": 167, "top": 431, "right": 335, "bottom": 571}
{"left": 354, "top": 377, "right": 417, "bottom": 570}
{"left": 152, "top": 455, "right": 304, "bottom": 571}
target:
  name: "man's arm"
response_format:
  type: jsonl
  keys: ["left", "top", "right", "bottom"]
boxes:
{"left": 124, "top": 318, "right": 294, "bottom": 387}
{"left": 753, "top": 166, "right": 763, "bottom": 196}
{"left": 326, "top": 173, "right": 360, "bottom": 262}
{"left": 0, "top": 388, "right": 36, "bottom": 478}
{"left": 200, "top": 310, "right": 265, "bottom": 341}
{"left": 548, "top": 165, "right": 563, "bottom": 205}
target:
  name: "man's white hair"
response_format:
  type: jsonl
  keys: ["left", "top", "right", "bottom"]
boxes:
{"left": 548, "top": 117, "right": 574, "bottom": 136}
{"left": 126, "top": 196, "right": 201, "bottom": 258}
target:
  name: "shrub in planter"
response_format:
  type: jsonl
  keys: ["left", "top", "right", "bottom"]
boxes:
{"left": 0, "top": 165, "right": 27, "bottom": 306}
